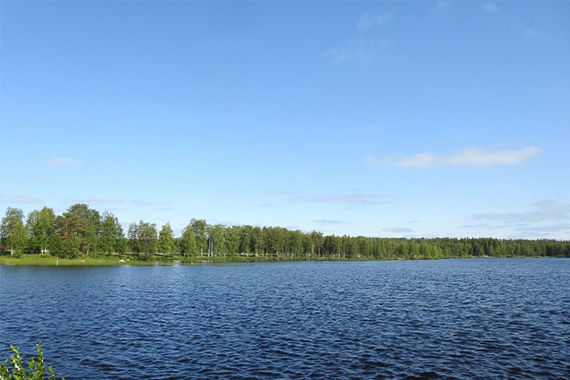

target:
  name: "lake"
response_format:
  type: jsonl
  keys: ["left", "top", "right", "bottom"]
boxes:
{"left": 1, "top": 259, "right": 569, "bottom": 379}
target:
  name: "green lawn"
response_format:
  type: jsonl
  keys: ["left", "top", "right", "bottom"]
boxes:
{"left": 0, "top": 254, "right": 397, "bottom": 266}
{"left": 0, "top": 255, "right": 179, "bottom": 266}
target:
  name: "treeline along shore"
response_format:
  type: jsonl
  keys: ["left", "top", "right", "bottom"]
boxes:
{"left": 1, "top": 204, "right": 569, "bottom": 261}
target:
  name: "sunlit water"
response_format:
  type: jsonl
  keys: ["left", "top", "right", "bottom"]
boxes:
{"left": 1, "top": 259, "right": 569, "bottom": 379}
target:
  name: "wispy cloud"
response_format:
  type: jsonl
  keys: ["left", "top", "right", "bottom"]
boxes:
{"left": 131, "top": 200, "right": 171, "bottom": 207}
{"left": 507, "top": 223, "right": 570, "bottom": 239}
{"left": 472, "top": 200, "right": 570, "bottom": 223}
{"left": 510, "top": 15, "right": 538, "bottom": 39}
{"left": 61, "top": 197, "right": 125, "bottom": 206}
{"left": 436, "top": 0, "right": 454, "bottom": 11}
{"left": 479, "top": 3, "right": 537, "bottom": 38}
{"left": 365, "top": 146, "right": 540, "bottom": 169}
{"left": 294, "top": 193, "right": 380, "bottom": 205}
{"left": 460, "top": 223, "right": 513, "bottom": 230}
{"left": 208, "top": 218, "right": 239, "bottom": 227}
{"left": 357, "top": 11, "right": 393, "bottom": 30}
{"left": 481, "top": 3, "right": 500, "bottom": 14}
{"left": 326, "top": 10, "right": 393, "bottom": 65}
{"left": 314, "top": 219, "right": 349, "bottom": 225}
{"left": 0, "top": 194, "right": 42, "bottom": 204}
{"left": 47, "top": 157, "right": 84, "bottom": 167}
{"left": 383, "top": 227, "right": 414, "bottom": 234}
{"left": 18, "top": 176, "right": 51, "bottom": 183}
{"left": 86, "top": 198, "right": 125, "bottom": 206}
{"left": 440, "top": 1, "right": 536, "bottom": 39}
{"left": 515, "top": 224, "right": 570, "bottom": 233}
{"left": 469, "top": 200, "right": 570, "bottom": 238}
{"left": 273, "top": 191, "right": 385, "bottom": 206}
{"left": 325, "top": 39, "right": 389, "bottom": 64}
{"left": 59, "top": 198, "right": 171, "bottom": 208}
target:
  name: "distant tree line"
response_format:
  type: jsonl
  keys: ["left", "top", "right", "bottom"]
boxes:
{"left": 1, "top": 204, "right": 569, "bottom": 260}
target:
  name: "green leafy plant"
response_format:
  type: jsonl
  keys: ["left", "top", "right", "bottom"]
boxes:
{"left": 0, "top": 342, "right": 64, "bottom": 380}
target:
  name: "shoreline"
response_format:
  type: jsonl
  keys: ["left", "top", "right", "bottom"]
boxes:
{"left": 0, "top": 254, "right": 564, "bottom": 267}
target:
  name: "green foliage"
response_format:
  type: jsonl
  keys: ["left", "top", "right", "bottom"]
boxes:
{"left": 157, "top": 223, "right": 175, "bottom": 255}
{"left": 208, "top": 224, "right": 225, "bottom": 256}
{"left": 57, "top": 204, "right": 101, "bottom": 256}
{"left": 1, "top": 208, "right": 29, "bottom": 256}
{"left": 2, "top": 204, "right": 570, "bottom": 261}
{"left": 238, "top": 225, "right": 253, "bottom": 255}
{"left": 224, "top": 226, "right": 240, "bottom": 256}
{"left": 180, "top": 222, "right": 197, "bottom": 256}
{"left": 128, "top": 221, "right": 157, "bottom": 258}
{"left": 48, "top": 234, "right": 63, "bottom": 257}
{"left": 190, "top": 219, "right": 208, "bottom": 254}
{"left": 60, "top": 234, "right": 80, "bottom": 259}
{"left": 99, "top": 212, "right": 125, "bottom": 256}
{"left": 0, "top": 342, "right": 64, "bottom": 380}
{"left": 26, "top": 208, "right": 56, "bottom": 254}
{"left": 250, "top": 226, "right": 264, "bottom": 257}
{"left": 310, "top": 231, "right": 324, "bottom": 257}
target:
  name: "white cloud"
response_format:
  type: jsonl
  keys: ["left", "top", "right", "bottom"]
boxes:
{"left": 460, "top": 223, "right": 500, "bottom": 230}
{"left": 60, "top": 197, "right": 126, "bottom": 207}
{"left": 325, "top": 39, "right": 389, "bottom": 64}
{"left": 86, "top": 198, "right": 125, "bottom": 206}
{"left": 468, "top": 200, "right": 570, "bottom": 238}
{"left": 481, "top": 3, "right": 500, "bottom": 14}
{"left": 314, "top": 219, "right": 349, "bottom": 225}
{"left": 19, "top": 176, "right": 51, "bottom": 183}
{"left": 299, "top": 193, "right": 380, "bottom": 205}
{"left": 208, "top": 218, "right": 239, "bottom": 227}
{"left": 366, "top": 146, "right": 541, "bottom": 169}
{"left": 472, "top": 200, "right": 570, "bottom": 223}
{"left": 483, "top": 7, "right": 538, "bottom": 38}
{"left": 0, "top": 194, "right": 42, "bottom": 204}
{"left": 382, "top": 227, "right": 414, "bottom": 233}
{"left": 522, "top": 28, "right": 538, "bottom": 39}
{"left": 47, "top": 157, "right": 84, "bottom": 167}
{"left": 515, "top": 224, "right": 570, "bottom": 233}
{"left": 436, "top": 0, "right": 454, "bottom": 11}
{"left": 357, "top": 11, "right": 393, "bottom": 30}
{"left": 273, "top": 190, "right": 385, "bottom": 205}
{"left": 131, "top": 200, "right": 171, "bottom": 207}
{"left": 326, "top": 11, "right": 394, "bottom": 65}
{"left": 505, "top": 13, "right": 539, "bottom": 38}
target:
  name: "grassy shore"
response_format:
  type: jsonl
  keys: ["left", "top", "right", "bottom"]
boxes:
{"left": 0, "top": 253, "right": 550, "bottom": 266}
{"left": 0, "top": 254, "right": 401, "bottom": 266}
{"left": 0, "top": 254, "right": 321, "bottom": 266}
{"left": 0, "top": 255, "right": 159, "bottom": 266}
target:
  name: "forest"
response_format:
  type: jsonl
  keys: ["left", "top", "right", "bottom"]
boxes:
{"left": 1, "top": 204, "right": 569, "bottom": 260}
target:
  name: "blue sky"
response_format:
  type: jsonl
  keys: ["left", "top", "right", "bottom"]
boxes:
{"left": 1, "top": 0, "right": 569, "bottom": 239}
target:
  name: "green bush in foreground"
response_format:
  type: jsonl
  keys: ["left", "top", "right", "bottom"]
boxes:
{"left": 0, "top": 342, "right": 64, "bottom": 380}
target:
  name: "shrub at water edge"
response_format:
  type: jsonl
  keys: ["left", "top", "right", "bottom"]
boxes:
{"left": 0, "top": 342, "right": 64, "bottom": 380}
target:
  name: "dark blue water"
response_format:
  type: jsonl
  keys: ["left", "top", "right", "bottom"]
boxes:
{"left": 1, "top": 259, "right": 569, "bottom": 379}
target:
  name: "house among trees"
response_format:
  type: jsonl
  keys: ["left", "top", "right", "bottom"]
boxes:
{"left": 0, "top": 246, "right": 15, "bottom": 256}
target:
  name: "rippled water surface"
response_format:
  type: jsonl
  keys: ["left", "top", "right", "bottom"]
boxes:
{"left": 1, "top": 259, "right": 569, "bottom": 379}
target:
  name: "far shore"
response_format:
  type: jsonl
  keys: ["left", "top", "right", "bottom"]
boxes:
{"left": 1, "top": 254, "right": 388, "bottom": 266}
{"left": 0, "top": 254, "right": 563, "bottom": 267}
